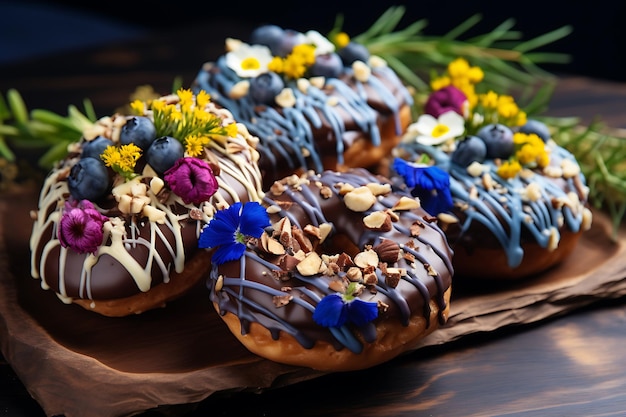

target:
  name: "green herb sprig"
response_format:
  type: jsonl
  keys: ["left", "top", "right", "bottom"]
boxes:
{"left": 0, "top": 89, "right": 96, "bottom": 170}
{"left": 337, "top": 6, "right": 624, "bottom": 237}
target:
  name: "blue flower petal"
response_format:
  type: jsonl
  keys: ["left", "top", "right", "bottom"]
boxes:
{"left": 313, "top": 294, "right": 347, "bottom": 327}
{"left": 394, "top": 158, "right": 453, "bottom": 215}
{"left": 346, "top": 299, "right": 379, "bottom": 327}
{"left": 239, "top": 201, "right": 270, "bottom": 238}
{"left": 393, "top": 158, "right": 416, "bottom": 187}
{"left": 212, "top": 241, "right": 246, "bottom": 265}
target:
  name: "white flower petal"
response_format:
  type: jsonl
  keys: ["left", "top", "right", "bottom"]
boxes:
{"left": 305, "top": 30, "right": 335, "bottom": 55}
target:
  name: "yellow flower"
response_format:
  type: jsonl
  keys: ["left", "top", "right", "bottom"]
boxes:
{"left": 480, "top": 91, "right": 499, "bottom": 110}
{"left": 196, "top": 90, "right": 211, "bottom": 108}
{"left": 225, "top": 123, "right": 238, "bottom": 137}
{"left": 266, "top": 57, "right": 282, "bottom": 74}
{"left": 130, "top": 99, "right": 145, "bottom": 115}
{"left": 101, "top": 143, "right": 142, "bottom": 180}
{"left": 185, "top": 134, "right": 209, "bottom": 157}
{"left": 291, "top": 44, "right": 316, "bottom": 66}
{"left": 467, "top": 66, "right": 484, "bottom": 84}
{"left": 430, "top": 76, "right": 451, "bottom": 91}
{"left": 333, "top": 32, "right": 350, "bottom": 49}
{"left": 101, "top": 146, "right": 121, "bottom": 167}
{"left": 282, "top": 55, "right": 308, "bottom": 79}
{"left": 513, "top": 132, "right": 550, "bottom": 167}
{"left": 448, "top": 58, "right": 470, "bottom": 79}
{"left": 177, "top": 88, "right": 194, "bottom": 107}
{"left": 497, "top": 159, "right": 522, "bottom": 179}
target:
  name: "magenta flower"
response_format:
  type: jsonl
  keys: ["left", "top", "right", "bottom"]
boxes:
{"left": 424, "top": 85, "right": 468, "bottom": 118}
{"left": 57, "top": 200, "right": 108, "bottom": 254}
{"left": 164, "top": 157, "right": 219, "bottom": 205}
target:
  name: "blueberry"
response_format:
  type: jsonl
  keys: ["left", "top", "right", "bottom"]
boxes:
{"left": 338, "top": 42, "right": 370, "bottom": 65}
{"left": 519, "top": 119, "right": 551, "bottom": 142}
{"left": 145, "top": 136, "right": 184, "bottom": 175}
{"left": 271, "top": 29, "right": 306, "bottom": 57}
{"left": 119, "top": 116, "right": 157, "bottom": 150}
{"left": 476, "top": 123, "right": 515, "bottom": 159}
{"left": 249, "top": 72, "right": 285, "bottom": 104}
{"left": 309, "top": 53, "right": 343, "bottom": 78}
{"left": 451, "top": 135, "right": 487, "bottom": 167}
{"left": 67, "top": 157, "right": 110, "bottom": 201}
{"left": 249, "top": 24, "right": 284, "bottom": 51}
{"left": 81, "top": 136, "right": 114, "bottom": 159}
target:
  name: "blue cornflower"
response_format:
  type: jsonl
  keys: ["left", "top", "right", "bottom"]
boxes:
{"left": 198, "top": 201, "right": 270, "bottom": 265}
{"left": 313, "top": 282, "right": 379, "bottom": 328}
{"left": 393, "top": 157, "right": 453, "bottom": 215}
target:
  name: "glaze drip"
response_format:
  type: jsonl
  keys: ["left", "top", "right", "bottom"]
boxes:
{"left": 395, "top": 140, "right": 592, "bottom": 269}
{"left": 209, "top": 169, "right": 453, "bottom": 353}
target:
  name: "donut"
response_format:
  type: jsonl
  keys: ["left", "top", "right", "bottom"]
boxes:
{"left": 29, "top": 89, "right": 264, "bottom": 316}
{"left": 191, "top": 25, "right": 414, "bottom": 189}
{"left": 390, "top": 58, "right": 592, "bottom": 280}
{"left": 201, "top": 168, "right": 453, "bottom": 371}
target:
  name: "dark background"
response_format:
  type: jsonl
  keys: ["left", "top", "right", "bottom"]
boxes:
{"left": 2, "top": 0, "right": 626, "bottom": 81}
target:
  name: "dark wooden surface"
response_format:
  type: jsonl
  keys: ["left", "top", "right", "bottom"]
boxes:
{"left": 1, "top": 22, "right": 626, "bottom": 417}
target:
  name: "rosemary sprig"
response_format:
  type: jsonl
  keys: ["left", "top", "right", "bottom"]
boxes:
{"left": 338, "top": 6, "right": 572, "bottom": 101}
{"left": 337, "top": 6, "right": 625, "bottom": 236}
{"left": 0, "top": 89, "right": 96, "bottom": 171}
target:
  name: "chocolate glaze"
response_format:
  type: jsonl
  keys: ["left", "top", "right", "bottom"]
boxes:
{"left": 209, "top": 168, "right": 453, "bottom": 353}
{"left": 393, "top": 139, "right": 593, "bottom": 278}
{"left": 191, "top": 29, "right": 414, "bottom": 189}
{"left": 30, "top": 101, "right": 265, "bottom": 308}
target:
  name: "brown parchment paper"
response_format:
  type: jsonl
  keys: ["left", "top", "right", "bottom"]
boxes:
{"left": 0, "top": 188, "right": 624, "bottom": 417}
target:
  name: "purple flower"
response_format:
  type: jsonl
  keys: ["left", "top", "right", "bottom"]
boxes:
{"left": 164, "top": 157, "right": 219, "bottom": 205}
{"left": 198, "top": 201, "right": 270, "bottom": 265}
{"left": 57, "top": 199, "right": 108, "bottom": 254}
{"left": 393, "top": 157, "right": 453, "bottom": 215}
{"left": 424, "top": 85, "right": 468, "bottom": 118}
{"left": 313, "top": 292, "right": 378, "bottom": 328}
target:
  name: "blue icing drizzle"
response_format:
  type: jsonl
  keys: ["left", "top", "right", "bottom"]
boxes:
{"left": 396, "top": 139, "right": 588, "bottom": 270}
{"left": 192, "top": 37, "right": 413, "bottom": 179}
{"left": 209, "top": 169, "right": 452, "bottom": 355}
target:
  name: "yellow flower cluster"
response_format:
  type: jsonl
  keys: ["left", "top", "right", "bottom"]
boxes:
{"left": 497, "top": 132, "right": 550, "bottom": 179}
{"left": 268, "top": 44, "right": 316, "bottom": 79}
{"left": 431, "top": 58, "right": 527, "bottom": 128}
{"left": 476, "top": 91, "right": 527, "bottom": 127}
{"left": 330, "top": 31, "right": 350, "bottom": 49}
{"left": 130, "top": 89, "right": 238, "bottom": 158}
{"left": 431, "top": 57, "right": 484, "bottom": 108}
{"left": 101, "top": 143, "right": 142, "bottom": 180}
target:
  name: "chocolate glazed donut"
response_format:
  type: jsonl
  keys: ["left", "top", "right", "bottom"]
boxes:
{"left": 207, "top": 168, "right": 453, "bottom": 371}
{"left": 191, "top": 26, "right": 414, "bottom": 189}
{"left": 393, "top": 138, "right": 593, "bottom": 280}
{"left": 29, "top": 94, "right": 265, "bottom": 317}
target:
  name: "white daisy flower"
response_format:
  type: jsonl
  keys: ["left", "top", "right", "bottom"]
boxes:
{"left": 406, "top": 110, "right": 465, "bottom": 146}
{"left": 225, "top": 43, "right": 273, "bottom": 78}
{"left": 304, "top": 30, "right": 335, "bottom": 55}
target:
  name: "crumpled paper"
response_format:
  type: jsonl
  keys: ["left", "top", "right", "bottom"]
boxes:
{"left": 1, "top": 188, "right": 624, "bottom": 417}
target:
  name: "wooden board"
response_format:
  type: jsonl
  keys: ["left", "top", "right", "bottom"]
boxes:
{"left": 0, "top": 187, "right": 624, "bottom": 417}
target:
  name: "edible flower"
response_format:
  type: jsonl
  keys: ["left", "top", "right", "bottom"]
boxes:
{"left": 198, "top": 201, "right": 270, "bottom": 264}
{"left": 57, "top": 199, "right": 108, "bottom": 254}
{"left": 424, "top": 85, "right": 468, "bottom": 118}
{"left": 225, "top": 43, "right": 274, "bottom": 78}
{"left": 313, "top": 282, "right": 379, "bottom": 328}
{"left": 164, "top": 157, "right": 219, "bottom": 205}
{"left": 497, "top": 132, "right": 550, "bottom": 179}
{"left": 406, "top": 110, "right": 465, "bottom": 147}
{"left": 392, "top": 157, "right": 453, "bottom": 215}
{"left": 134, "top": 89, "right": 237, "bottom": 150}
{"left": 101, "top": 143, "right": 141, "bottom": 181}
